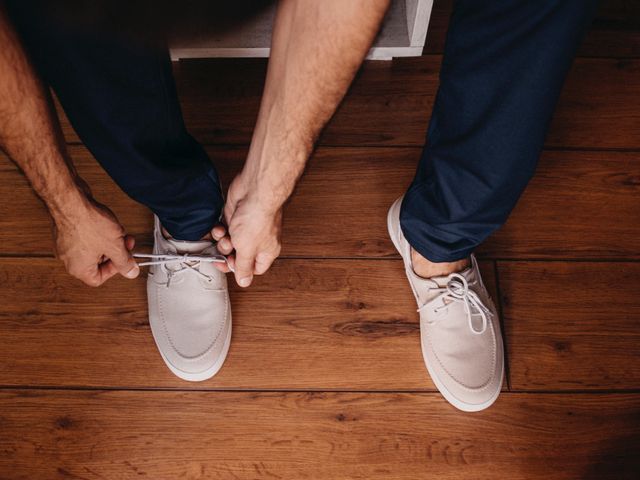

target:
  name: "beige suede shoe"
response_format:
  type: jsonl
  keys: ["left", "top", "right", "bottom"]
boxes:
{"left": 388, "top": 197, "right": 504, "bottom": 411}
{"left": 137, "top": 216, "right": 232, "bottom": 382}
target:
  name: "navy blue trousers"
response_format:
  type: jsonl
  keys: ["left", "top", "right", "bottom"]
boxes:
{"left": 8, "top": 1, "right": 598, "bottom": 253}
{"left": 400, "top": 0, "right": 599, "bottom": 261}
{"left": 6, "top": 1, "right": 224, "bottom": 241}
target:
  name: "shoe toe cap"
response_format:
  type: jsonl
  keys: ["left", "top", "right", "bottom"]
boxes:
{"left": 149, "top": 283, "right": 231, "bottom": 380}
{"left": 421, "top": 317, "right": 504, "bottom": 411}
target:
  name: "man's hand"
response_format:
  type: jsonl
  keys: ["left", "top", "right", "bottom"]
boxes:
{"left": 213, "top": 173, "right": 282, "bottom": 288}
{"left": 53, "top": 197, "right": 139, "bottom": 287}
{"left": 212, "top": 0, "right": 388, "bottom": 287}
{"left": 0, "top": 4, "right": 139, "bottom": 288}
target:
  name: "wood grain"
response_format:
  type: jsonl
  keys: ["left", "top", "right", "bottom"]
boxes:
{"left": 1, "top": 147, "right": 638, "bottom": 260}
{"left": 499, "top": 261, "right": 640, "bottom": 390}
{"left": 56, "top": 56, "right": 640, "bottom": 150}
{"left": 179, "top": 57, "right": 640, "bottom": 150}
{"left": 1, "top": 390, "right": 639, "bottom": 480}
{"left": 482, "top": 150, "right": 640, "bottom": 259}
{"left": 578, "top": 0, "right": 640, "bottom": 58}
{"left": 0, "top": 257, "right": 498, "bottom": 390}
{"left": 424, "top": 0, "right": 640, "bottom": 58}
{"left": 3, "top": 8, "right": 640, "bottom": 478}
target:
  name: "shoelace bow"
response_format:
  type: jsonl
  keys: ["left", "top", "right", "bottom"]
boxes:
{"left": 133, "top": 252, "right": 234, "bottom": 287}
{"left": 418, "top": 273, "right": 490, "bottom": 335}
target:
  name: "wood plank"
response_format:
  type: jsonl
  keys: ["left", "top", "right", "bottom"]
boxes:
{"left": 0, "top": 257, "right": 498, "bottom": 390}
{"left": 546, "top": 58, "right": 640, "bottom": 149}
{"left": 178, "top": 57, "right": 640, "bottom": 150}
{"left": 1, "top": 147, "right": 638, "bottom": 260}
{"left": 499, "top": 261, "right": 640, "bottom": 390}
{"left": 482, "top": 150, "right": 640, "bottom": 259}
{"left": 58, "top": 57, "right": 640, "bottom": 150}
{"left": 1, "top": 390, "right": 639, "bottom": 479}
{"left": 579, "top": 0, "right": 640, "bottom": 58}
{"left": 424, "top": 0, "right": 640, "bottom": 58}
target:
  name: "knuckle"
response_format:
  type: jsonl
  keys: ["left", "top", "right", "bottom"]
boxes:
{"left": 257, "top": 251, "right": 275, "bottom": 263}
{"left": 232, "top": 237, "right": 248, "bottom": 250}
{"left": 113, "top": 223, "right": 126, "bottom": 237}
{"left": 237, "top": 265, "right": 252, "bottom": 274}
{"left": 235, "top": 244, "right": 252, "bottom": 258}
{"left": 236, "top": 262, "right": 253, "bottom": 273}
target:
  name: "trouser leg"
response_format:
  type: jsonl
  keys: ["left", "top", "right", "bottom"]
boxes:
{"left": 400, "top": 0, "right": 599, "bottom": 262}
{"left": 6, "top": 1, "right": 224, "bottom": 241}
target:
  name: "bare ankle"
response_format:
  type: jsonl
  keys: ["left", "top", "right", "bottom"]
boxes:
{"left": 161, "top": 226, "right": 173, "bottom": 240}
{"left": 410, "top": 248, "right": 470, "bottom": 279}
{"left": 160, "top": 226, "right": 213, "bottom": 242}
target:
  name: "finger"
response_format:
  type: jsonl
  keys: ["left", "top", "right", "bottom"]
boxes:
{"left": 97, "top": 260, "right": 119, "bottom": 285}
{"left": 124, "top": 234, "right": 136, "bottom": 251}
{"left": 212, "top": 261, "right": 231, "bottom": 274}
{"left": 211, "top": 224, "right": 227, "bottom": 241}
{"left": 254, "top": 251, "right": 277, "bottom": 275}
{"left": 65, "top": 260, "right": 98, "bottom": 287}
{"left": 75, "top": 262, "right": 111, "bottom": 287}
{"left": 226, "top": 253, "right": 236, "bottom": 272}
{"left": 107, "top": 239, "right": 140, "bottom": 279}
{"left": 217, "top": 235, "right": 233, "bottom": 255}
{"left": 234, "top": 250, "right": 255, "bottom": 288}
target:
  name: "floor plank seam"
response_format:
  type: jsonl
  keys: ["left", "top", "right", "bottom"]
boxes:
{"left": 493, "top": 260, "right": 513, "bottom": 392}
{"left": 2, "top": 385, "right": 640, "bottom": 394}
{"left": 58, "top": 141, "right": 640, "bottom": 153}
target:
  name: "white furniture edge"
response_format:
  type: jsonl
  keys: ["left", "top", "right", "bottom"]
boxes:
{"left": 170, "top": 0, "right": 433, "bottom": 61}
{"left": 407, "top": 0, "right": 434, "bottom": 47}
{"left": 170, "top": 46, "right": 425, "bottom": 62}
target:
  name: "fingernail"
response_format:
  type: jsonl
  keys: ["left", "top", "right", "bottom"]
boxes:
{"left": 126, "top": 265, "right": 140, "bottom": 279}
{"left": 239, "top": 277, "right": 251, "bottom": 287}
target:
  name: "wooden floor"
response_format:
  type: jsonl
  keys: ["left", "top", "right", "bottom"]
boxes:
{"left": 1, "top": 1, "right": 640, "bottom": 478}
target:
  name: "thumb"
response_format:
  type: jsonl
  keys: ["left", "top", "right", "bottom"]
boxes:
{"left": 108, "top": 238, "right": 140, "bottom": 279}
{"left": 234, "top": 249, "right": 255, "bottom": 288}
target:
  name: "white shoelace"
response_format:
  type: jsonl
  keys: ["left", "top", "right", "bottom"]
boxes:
{"left": 418, "top": 273, "right": 490, "bottom": 335}
{"left": 134, "top": 252, "right": 234, "bottom": 287}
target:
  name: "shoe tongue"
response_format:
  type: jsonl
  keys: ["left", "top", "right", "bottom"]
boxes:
{"left": 167, "top": 238, "right": 213, "bottom": 255}
{"left": 429, "top": 274, "right": 452, "bottom": 288}
{"left": 430, "top": 264, "right": 476, "bottom": 288}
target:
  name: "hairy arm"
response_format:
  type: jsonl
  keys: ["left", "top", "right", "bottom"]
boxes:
{"left": 0, "top": 5, "right": 138, "bottom": 286}
{"left": 217, "top": 0, "right": 390, "bottom": 286}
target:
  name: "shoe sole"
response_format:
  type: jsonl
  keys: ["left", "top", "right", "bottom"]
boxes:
{"left": 386, "top": 199, "right": 503, "bottom": 412}
{"left": 154, "top": 318, "right": 232, "bottom": 382}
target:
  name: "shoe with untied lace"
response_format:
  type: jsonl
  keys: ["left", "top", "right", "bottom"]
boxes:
{"left": 387, "top": 197, "right": 504, "bottom": 412}
{"left": 139, "top": 216, "right": 232, "bottom": 382}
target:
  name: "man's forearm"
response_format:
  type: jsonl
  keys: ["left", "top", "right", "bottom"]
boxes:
{"left": 243, "top": 0, "right": 390, "bottom": 209}
{"left": 0, "top": 5, "right": 87, "bottom": 223}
